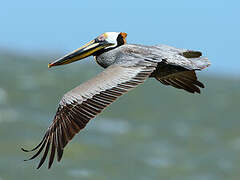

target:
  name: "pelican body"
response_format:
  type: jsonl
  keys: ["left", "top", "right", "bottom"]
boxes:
{"left": 23, "top": 32, "right": 210, "bottom": 169}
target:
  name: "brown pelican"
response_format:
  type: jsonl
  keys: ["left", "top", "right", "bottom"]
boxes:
{"left": 22, "top": 32, "right": 210, "bottom": 169}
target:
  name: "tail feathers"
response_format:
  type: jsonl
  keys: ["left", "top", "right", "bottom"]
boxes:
{"left": 181, "top": 50, "right": 202, "bottom": 58}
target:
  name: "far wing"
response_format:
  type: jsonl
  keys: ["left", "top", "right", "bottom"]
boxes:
{"left": 22, "top": 60, "right": 157, "bottom": 169}
{"left": 148, "top": 44, "right": 210, "bottom": 93}
{"left": 152, "top": 63, "right": 204, "bottom": 93}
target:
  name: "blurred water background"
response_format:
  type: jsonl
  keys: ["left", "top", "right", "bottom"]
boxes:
{"left": 0, "top": 52, "right": 240, "bottom": 180}
{"left": 1, "top": 0, "right": 240, "bottom": 179}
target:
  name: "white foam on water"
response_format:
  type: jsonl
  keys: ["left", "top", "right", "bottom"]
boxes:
{"left": 68, "top": 169, "right": 93, "bottom": 178}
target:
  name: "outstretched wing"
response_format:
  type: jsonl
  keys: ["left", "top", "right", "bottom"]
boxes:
{"left": 22, "top": 60, "right": 157, "bottom": 169}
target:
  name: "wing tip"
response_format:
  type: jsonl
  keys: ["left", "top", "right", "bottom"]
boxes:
{"left": 21, "top": 147, "right": 31, "bottom": 153}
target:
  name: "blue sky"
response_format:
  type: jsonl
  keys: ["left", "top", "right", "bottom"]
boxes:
{"left": 1, "top": 0, "right": 239, "bottom": 75}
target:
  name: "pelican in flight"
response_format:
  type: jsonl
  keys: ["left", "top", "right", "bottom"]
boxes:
{"left": 22, "top": 32, "right": 210, "bottom": 169}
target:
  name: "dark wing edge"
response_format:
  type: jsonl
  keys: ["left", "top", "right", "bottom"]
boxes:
{"left": 22, "top": 60, "right": 157, "bottom": 169}
{"left": 152, "top": 63, "right": 205, "bottom": 94}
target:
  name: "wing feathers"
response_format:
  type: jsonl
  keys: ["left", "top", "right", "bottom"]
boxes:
{"left": 22, "top": 61, "right": 157, "bottom": 169}
{"left": 37, "top": 136, "right": 51, "bottom": 169}
{"left": 48, "top": 133, "right": 56, "bottom": 169}
{"left": 21, "top": 133, "right": 47, "bottom": 153}
{"left": 153, "top": 63, "right": 205, "bottom": 93}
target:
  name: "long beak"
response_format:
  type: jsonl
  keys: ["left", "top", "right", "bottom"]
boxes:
{"left": 48, "top": 40, "right": 113, "bottom": 68}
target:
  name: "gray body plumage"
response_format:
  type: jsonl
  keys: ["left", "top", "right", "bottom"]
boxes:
{"left": 96, "top": 44, "right": 209, "bottom": 70}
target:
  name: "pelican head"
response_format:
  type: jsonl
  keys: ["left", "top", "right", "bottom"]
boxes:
{"left": 48, "top": 32, "right": 127, "bottom": 68}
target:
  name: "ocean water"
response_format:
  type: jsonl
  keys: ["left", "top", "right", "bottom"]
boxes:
{"left": 0, "top": 54, "right": 240, "bottom": 179}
